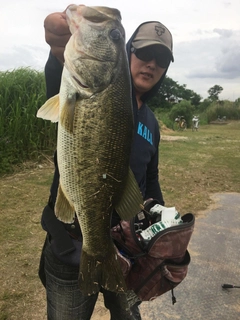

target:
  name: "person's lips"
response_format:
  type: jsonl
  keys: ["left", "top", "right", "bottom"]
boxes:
{"left": 140, "top": 72, "right": 153, "bottom": 79}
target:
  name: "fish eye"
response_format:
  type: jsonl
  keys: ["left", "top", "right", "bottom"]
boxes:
{"left": 109, "top": 29, "right": 121, "bottom": 41}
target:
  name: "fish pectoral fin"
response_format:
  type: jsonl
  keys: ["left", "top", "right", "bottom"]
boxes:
{"left": 36, "top": 94, "right": 60, "bottom": 122}
{"left": 115, "top": 167, "right": 143, "bottom": 220}
{"left": 54, "top": 184, "right": 75, "bottom": 223}
{"left": 60, "top": 94, "right": 77, "bottom": 133}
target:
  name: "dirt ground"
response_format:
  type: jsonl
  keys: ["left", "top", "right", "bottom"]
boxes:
{"left": 161, "top": 135, "right": 188, "bottom": 141}
{"left": 0, "top": 136, "right": 186, "bottom": 320}
{"left": 0, "top": 138, "right": 187, "bottom": 320}
{"left": 0, "top": 161, "right": 111, "bottom": 320}
{"left": 1, "top": 123, "right": 239, "bottom": 319}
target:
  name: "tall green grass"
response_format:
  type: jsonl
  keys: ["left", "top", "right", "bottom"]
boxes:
{"left": 0, "top": 68, "right": 56, "bottom": 174}
{"left": 1, "top": 68, "right": 240, "bottom": 175}
{"left": 156, "top": 99, "right": 240, "bottom": 130}
{"left": 205, "top": 100, "right": 240, "bottom": 122}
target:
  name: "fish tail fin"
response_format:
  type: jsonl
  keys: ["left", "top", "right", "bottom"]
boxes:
{"left": 79, "top": 245, "right": 126, "bottom": 295}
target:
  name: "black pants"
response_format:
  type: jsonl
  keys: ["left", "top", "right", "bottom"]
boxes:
{"left": 39, "top": 235, "right": 142, "bottom": 320}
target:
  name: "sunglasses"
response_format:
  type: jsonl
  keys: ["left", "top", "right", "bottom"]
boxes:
{"left": 131, "top": 47, "right": 171, "bottom": 68}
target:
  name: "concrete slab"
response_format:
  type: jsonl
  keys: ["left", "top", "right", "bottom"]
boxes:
{"left": 140, "top": 193, "right": 240, "bottom": 320}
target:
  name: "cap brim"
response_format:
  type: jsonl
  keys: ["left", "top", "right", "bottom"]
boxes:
{"left": 132, "top": 40, "right": 174, "bottom": 62}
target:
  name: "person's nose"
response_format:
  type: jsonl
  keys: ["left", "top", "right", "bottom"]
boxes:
{"left": 146, "top": 59, "right": 157, "bottom": 70}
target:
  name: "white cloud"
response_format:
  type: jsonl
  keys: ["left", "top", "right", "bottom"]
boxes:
{"left": 167, "top": 27, "right": 240, "bottom": 99}
{"left": 0, "top": 0, "right": 240, "bottom": 100}
{"left": 0, "top": 46, "right": 49, "bottom": 72}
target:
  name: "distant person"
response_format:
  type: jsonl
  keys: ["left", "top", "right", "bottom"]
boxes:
{"left": 192, "top": 115, "right": 199, "bottom": 131}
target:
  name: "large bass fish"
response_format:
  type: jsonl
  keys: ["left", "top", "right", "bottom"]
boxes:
{"left": 37, "top": 4, "right": 143, "bottom": 295}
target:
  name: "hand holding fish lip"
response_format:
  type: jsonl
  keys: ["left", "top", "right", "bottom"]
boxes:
{"left": 44, "top": 5, "right": 72, "bottom": 64}
{"left": 66, "top": 4, "right": 122, "bottom": 25}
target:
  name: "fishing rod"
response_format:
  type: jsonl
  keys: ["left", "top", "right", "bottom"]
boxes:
{"left": 222, "top": 284, "right": 240, "bottom": 289}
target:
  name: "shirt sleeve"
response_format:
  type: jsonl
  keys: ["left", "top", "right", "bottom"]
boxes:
{"left": 44, "top": 52, "right": 62, "bottom": 203}
{"left": 145, "top": 134, "right": 165, "bottom": 205}
{"left": 44, "top": 51, "right": 63, "bottom": 99}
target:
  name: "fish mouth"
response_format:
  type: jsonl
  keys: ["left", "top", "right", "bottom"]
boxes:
{"left": 73, "top": 76, "right": 89, "bottom": 88}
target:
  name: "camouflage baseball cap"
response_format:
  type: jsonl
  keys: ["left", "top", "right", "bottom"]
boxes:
{"left": 132, "top": 22, "right": 174, "bottom": 61}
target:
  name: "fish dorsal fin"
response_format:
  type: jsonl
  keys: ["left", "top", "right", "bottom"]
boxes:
{"left": 115, "top": 168, "right": 143, "bottom": 220}
{"left": 36, "top": 94, "right": 60, "bottom": 123}
{"left": 55, "top": 183, "right": 76, "bottom": 223}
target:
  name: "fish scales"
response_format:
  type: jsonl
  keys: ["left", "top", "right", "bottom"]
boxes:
{"left": 37, "top": 4, "right": 143, "bottom": 295}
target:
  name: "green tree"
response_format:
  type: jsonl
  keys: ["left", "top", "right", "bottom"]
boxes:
{"left": 169, "top": 100, "right": 194, "bottom": 128}
{"left": 148, "top": 76, "right": 202, "bottom": 110}
{"left": 234, "top": 98, "right": 240, "bottom": 107}
{"left": 198, "top": 98, "right": 212, "bottom": 113}
{"left": 182, "top": 89, "right": 202, "bottom": 107}
{"left": 159, "top": 77, "right": 180, "bottom": 102}
{"left": 208, "top": 85, "right": 223, "bottom": 101}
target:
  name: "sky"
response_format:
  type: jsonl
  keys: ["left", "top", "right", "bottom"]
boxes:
{"left": 1, "top": 0, "right": 240, "bottom": 101}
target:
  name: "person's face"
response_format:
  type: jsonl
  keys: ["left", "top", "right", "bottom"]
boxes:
{"left": 130, "top": 45, "right": 171, "bottom": 95}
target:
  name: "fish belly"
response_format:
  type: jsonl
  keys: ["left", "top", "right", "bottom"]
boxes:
{"left": 57, "top": 92, "right": 133, "bottom": 294}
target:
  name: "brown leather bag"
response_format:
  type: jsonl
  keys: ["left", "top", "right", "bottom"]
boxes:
{"left": 111, "top": 200, "right": 195, "bottom": 303}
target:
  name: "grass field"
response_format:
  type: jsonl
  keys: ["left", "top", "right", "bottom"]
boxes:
{"left": 160, "top": 121, "right": 240, "bottom": 213}
{"left": 0, "top": 122, "right": 239, "bottom": 319}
